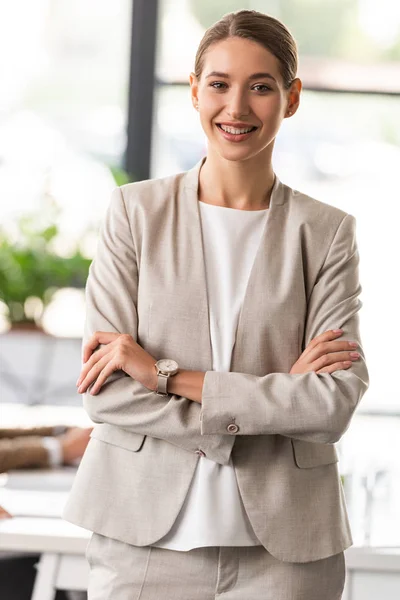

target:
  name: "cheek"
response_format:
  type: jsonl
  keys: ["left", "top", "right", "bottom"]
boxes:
{"left": 199, "top": 91, "right": 224, "bottom": 115}
{"left": 199, "top": 101, "right": 222, "bottom": 130}
{"left": 256, "top": 97, "right": 283, "bottom": 120}
{"left": 199, "top": 113, "right": 213, "bottom": 135}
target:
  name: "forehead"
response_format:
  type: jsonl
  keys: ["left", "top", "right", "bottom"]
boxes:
{"left": 202, "top": 37, "right": 281, "bottom": 79}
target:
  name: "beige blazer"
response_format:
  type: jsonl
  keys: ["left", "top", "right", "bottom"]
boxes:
{"left": 63, "top": 156, "right": 369, "bottom": 563}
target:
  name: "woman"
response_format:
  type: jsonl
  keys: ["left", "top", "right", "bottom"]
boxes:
{"left": 64, "top": 10, "right": 369, "bottom": 599}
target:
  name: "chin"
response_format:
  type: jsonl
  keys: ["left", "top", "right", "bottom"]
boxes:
{"left": 212, "top": 146, "right": 264, "bottom": 163}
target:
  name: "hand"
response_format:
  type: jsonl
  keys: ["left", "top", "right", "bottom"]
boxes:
{"left": 76, "top": 332, "right": 158, "bottom": 395}
{"left": 290, "top": 329, "right": 359, "bottom": 375}
{"left": 0, "top": 505, "right": 12, "bottom": 519}
{"left": 59, "top": 427, "right": 93, "bottom": 464}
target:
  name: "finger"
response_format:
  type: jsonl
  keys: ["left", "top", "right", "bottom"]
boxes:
{"left": 298, "top": 330, "right": 342, "bottom": 361}
{"left": 326, "top": 350, "right": 360, "bottom": 363}
{"left": 82, "top": 331, "right": 119, "bottom": 363}
{"left": 0, "top": 507, "right": 12, "bottom": 519}
{"left": 89, "top": 360, "right": 119, "bottom": 395}
{"left": 77, "top": 345, "right": 108, "bottom": 387}
{"left": 312, "top": 353, "right": 340, "bottom": 371}
{"left": 316, "top": 361, "right": 352, "bottom": 374}
{"left": 322, "top": 340, "right": 358, "bottom": 353}
{"left": 306, "top": 329, "right": 343, "bottom": 353}
{"left": 307, "top": 342, "right": 358, "bottom": 365}
{"left": 78, "top": 354, "right": 111, "bottom": 393}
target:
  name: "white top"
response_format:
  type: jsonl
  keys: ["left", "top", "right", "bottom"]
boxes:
{"left": 152, "top": 199, "right": 270, "bottom": 550}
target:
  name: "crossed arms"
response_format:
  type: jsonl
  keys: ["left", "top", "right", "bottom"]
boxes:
{"left": 82, "top": 187, "right": 369, "bottom": 464}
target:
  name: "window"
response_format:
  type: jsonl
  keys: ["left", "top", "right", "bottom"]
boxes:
{"left": 152, "top": 0, "right": 400, "bottom": 414}
{"left": 0, "top": 0, "right": 132, "bottom": 336}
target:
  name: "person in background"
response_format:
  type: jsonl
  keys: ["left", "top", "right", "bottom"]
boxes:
{"left": 0, "top": 425, "right": 92, "bottom": 472}
{"left": 0, "top": 426, "right": 91, "bottom": 600}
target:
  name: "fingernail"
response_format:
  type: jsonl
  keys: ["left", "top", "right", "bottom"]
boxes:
{"left": 77, "top": 386, "right": 83, "bottom": 393}
{"left": 349, "top": 342, "right": 358, "bottom": 347}
{"left": 333, "top": 329, "right": 343, "bottom": 333}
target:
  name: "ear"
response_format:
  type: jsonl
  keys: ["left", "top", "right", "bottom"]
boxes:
{"left": 285, "top": 77, "right": 302, "bottom": 118}
{"left": 189, "top": 72, "right": 199, "bottom": 110}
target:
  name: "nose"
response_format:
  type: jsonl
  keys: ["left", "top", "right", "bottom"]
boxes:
{"left": 227, "top": 89, "right": 250, "bottom": 119}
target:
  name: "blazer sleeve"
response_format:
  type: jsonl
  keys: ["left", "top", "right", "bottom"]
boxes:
{"left": 0, "top": 437, "right": 50, "bottom": 473}
{"left": 82, "top": 187, "right": 235, "bottom": 465}
{"left": 200, "top": 213, "right": 370, "bottom": 444}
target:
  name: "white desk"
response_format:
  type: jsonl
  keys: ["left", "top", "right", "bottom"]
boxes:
{"left": 0, "top": 517, "right": 90, "bottom": 600}
{"left": 342, "top": 547, "right": 400, "bottom": 600}
{"left": 1, "top": 517, "right": 400, "bottom": 600}
{"left": 0, "top": 469, "right": 90, "bottom": 600}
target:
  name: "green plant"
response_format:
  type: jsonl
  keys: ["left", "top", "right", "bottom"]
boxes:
{"left": 109, "top": 165, "right": 137, "bottom": 187}
{"left": 0, "top": 164, "right": 135, "bottom": 328}
{"left": 0, "top": 206, "right": 91, "bottom": 327}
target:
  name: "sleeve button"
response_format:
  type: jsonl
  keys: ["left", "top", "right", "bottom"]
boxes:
{"left": 227, "top": 423, "right": 239, "bottom": 434}
{"left": 195, "top": 449, "right": 206, "bottom": 457}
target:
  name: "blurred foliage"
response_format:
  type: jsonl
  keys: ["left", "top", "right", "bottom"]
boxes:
{"left": 0, "top": 206, "right": 91, "bottom": 327}
{"left": 109, "top": 164, "right": 137, "bottom": 186}
{"left": 189, "top": 0, "right": 244, "bottom": 28}
{"left": 0, "top": 164, "right": 135, "bottom": 328}
{"left": 189, "top": 0, "right": 400, "bottom": 62}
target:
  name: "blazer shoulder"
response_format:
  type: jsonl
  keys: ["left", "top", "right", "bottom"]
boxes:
{"left": 283, "top": 181, "right": 355, "bottom": 233}
{"left": 118, "top": 170, "right": 186, "bottom": 211}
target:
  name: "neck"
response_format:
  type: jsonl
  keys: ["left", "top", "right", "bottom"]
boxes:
{"left": 198, "top": 148, "right": 275, "bottom": 211}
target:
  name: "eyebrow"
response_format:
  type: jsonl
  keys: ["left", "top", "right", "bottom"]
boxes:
{"left": 205, "top": 71, "right": 277, "bottom": 82}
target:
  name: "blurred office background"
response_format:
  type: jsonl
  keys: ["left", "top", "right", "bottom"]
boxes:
{"left": 0, "top": 0, "right": 399, "bottom": 553}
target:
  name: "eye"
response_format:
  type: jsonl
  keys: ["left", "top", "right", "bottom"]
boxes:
{"left": 209, "top": 82, "right": 272, "bottom": 93}
{"left": 209, "top": 81, "right": 227, "bottom": 90}
{"left": 253, "top": 84, "right": 272, "bottom": 93}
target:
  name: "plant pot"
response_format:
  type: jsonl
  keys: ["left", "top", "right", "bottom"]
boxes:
{"left": 9, "top": 321, "right": 46, "bottom": 334}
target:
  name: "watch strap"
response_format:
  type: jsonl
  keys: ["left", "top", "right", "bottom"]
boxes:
{"left": 155, "top": 372, "right": 169, "bottom": 396}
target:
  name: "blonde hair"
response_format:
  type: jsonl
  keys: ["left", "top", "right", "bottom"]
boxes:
{"left": 194, "top": 10, "right": 298, "bottom": 89}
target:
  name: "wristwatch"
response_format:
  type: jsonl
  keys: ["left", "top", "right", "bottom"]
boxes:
{"left": 154, "top": 359, "right": 179, "bottom": 396}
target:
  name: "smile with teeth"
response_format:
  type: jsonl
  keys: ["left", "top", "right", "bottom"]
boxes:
{"left": 217, "top": 124, "right": 257, "bottom": 135}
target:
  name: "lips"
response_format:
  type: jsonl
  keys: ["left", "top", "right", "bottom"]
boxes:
{"left": 215, "top": 123, "right": 259, "bottom": 143}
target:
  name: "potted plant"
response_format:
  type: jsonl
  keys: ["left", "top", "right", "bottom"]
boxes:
{"left": 0, "top": 164, "right": 135, "bottom": 332}
{"left": 0, "top": 204, "right": 92, "bottom": 332}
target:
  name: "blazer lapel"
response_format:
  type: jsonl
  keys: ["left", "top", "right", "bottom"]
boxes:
{"left": 230, "top": 178, "right": 289, "bottom": 374}
{"left": 177, "top": 158, "right": 213, "bottom": 371}
{"left": 181, "top": 157, "right": 289, "bottom": 376}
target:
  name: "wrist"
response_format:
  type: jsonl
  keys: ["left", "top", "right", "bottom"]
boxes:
{"left": 151, "top": 365, "right": 158, "bottom": 392}
{"left": 168, "top": 369, "right": 205, "bottom": 404}
{"left": 143, "top": 362, "right": 158, "bottom": 392}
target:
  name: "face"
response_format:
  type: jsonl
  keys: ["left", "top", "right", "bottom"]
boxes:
{"left": 189, "top": 37, "right": 301, "bottom": 162}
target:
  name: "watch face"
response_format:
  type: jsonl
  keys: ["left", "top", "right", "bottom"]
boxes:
{"left": 156, "top": 359, "right": 179, "bottom": 374}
